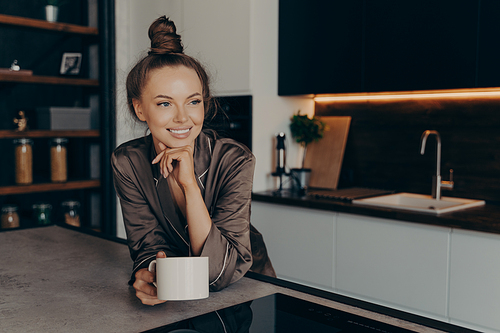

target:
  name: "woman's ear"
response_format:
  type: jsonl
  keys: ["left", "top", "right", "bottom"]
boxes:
{"left": 132, "top": 98, "right": 147, "bottom": 122}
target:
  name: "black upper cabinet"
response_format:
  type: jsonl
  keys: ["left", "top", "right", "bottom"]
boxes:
{"left": 278, "top": 0, "right": 500, "bottom": 95}
{"left": 278, "top": 0, "right": 364, "bottom": 95}
{"left": 364, "top": 1, "right": 478, "bottom": 92}
{"left": 477, "top": 0, "right": 500, "bottom": 88}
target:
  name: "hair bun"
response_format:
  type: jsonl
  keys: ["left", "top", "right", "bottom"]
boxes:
{"left": 148, "top": 16, "right": 183, "bottom": 55}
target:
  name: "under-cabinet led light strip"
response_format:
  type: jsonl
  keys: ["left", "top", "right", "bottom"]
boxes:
{"left": 313, "top": 88, "right": 500, "bottom": 102}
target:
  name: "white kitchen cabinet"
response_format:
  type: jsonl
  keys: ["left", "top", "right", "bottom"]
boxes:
{"left": 335, "top": 213, "right": 450, "bottom": 320}
{"left": 251, "top": 201, "right": 336, "bottom": 290}
{"left": 449, "top": 229, "right": 500, "bottom": 333}
{"left": 251, "top": 199, "right": 500, "bottom": 331}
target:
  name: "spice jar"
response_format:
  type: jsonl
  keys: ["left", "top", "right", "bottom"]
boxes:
{"left": 62, "top": 200, "right": 80, "bottom": 227}
{"left": 33, "top": 203, "right": 52, "bottom": 225}
{"left": 50, "top": 138, "right": 68, "bottom": 183}
{"left": 13, "top": 138, "right": 33, "bottom": 185}
{"left": 1, "top": 205, "right": 20, "bottom": 229}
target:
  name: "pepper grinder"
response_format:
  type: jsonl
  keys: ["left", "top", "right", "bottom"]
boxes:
{"left": 272, "top": 132, "right": 288, "bottom": 194}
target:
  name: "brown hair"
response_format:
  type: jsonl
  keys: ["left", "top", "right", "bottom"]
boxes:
{"left": 126, "top": 16, "right": 217, "bottom": 125}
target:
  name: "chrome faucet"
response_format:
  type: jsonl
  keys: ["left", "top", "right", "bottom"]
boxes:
{"left": 420, "top": 130, "right": 454, "bottom": 200}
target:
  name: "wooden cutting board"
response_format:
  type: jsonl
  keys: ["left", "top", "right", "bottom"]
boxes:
{"left": 303, "top": 116, "right": 351, "bottom": 190}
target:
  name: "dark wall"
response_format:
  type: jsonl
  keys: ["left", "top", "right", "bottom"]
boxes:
{"left": 315, "top": 98, "right": 500, "bottom": 203}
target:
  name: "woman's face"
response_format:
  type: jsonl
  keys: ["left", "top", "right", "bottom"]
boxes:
{"left": 133, "top": 65, "right": 204, "bottom": 152}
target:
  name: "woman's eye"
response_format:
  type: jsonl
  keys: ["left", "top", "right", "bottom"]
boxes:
{"left": 189, "top": 99, "right": 202, "bottom": 106}
{"left": 158, "top": 101, "right": 171, "bottom": 107}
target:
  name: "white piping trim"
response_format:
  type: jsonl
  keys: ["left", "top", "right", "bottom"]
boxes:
{"left": 209, "top": 242, "right": 229, "bottom": 286}
{"left": 153, "top": 177, "right": 158, "bottom": 187}
{"left": 197, "top": 168, "right": 209, "bottom": 190}
{"left": 197, "top": 177, "right": 205, "bottom": 189}
{"left": 133, "top": 254, "right": 157, "bottom": 272}
{"left": 199, "top": 168, "right": 209, "bottom": 179}
{"left": 215, "top": 311, "right": 228, "bottom": 333}
{"left": 196, "top": 137, "right": 212, "bottom": 189}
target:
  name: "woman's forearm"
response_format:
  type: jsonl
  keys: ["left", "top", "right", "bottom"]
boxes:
{"left": 183, "top": 184, "right": 212, "bottom": 255}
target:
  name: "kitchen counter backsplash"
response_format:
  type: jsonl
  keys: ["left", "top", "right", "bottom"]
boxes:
{"left": 315, "top": 96, "right": 500, "bottom": 204}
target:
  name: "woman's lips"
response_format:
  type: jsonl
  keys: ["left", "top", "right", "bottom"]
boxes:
{"left": 168, "top": 127, "right": 191, "bottom": 139}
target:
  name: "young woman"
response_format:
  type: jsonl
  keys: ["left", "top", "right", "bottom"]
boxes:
{"left": 111, "top": 16, "right": 274, "bottom": 306}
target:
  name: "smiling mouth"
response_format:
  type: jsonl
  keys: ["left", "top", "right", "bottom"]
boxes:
{"left": 168, "top": 128, "right": 191, "bottom": 134}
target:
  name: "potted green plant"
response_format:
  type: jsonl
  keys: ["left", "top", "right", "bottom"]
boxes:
{"left": 44, "top": 0, "right": 67, "bottom": 22}
{"left": 289, "top": 110, "right": 327, "bottom": 192}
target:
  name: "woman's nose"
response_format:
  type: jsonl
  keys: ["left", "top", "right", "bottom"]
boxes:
{"left": 173, "top": 107, "right": 188, "bottom": 123}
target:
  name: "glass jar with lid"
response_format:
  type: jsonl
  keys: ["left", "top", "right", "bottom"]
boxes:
{"left": 50, "top": 138, "right": 68, "bottom": 183}
{"left": 1, "top": 205, "right": 20, "bottom": 229}
{"left": 32, "top": 203, "right": 52, "bottom": 225}
{"left": 13, "top": 138, "right": 33, "bottom": 185}
{"left": 61, "top": 200, "right": 80, "bottom": 227}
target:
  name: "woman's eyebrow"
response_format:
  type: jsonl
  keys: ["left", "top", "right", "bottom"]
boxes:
{"left": 153, "top": 92, "right": 202, "bottom": 100}
{"left": 187, "top": 92, "right": 202, "bottom": 98}
{"left": 154, "top": 94, "right": 173, "bottom": 99}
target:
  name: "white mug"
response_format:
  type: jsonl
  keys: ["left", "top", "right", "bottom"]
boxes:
{"left": 148, "top": 257, "right": 209, "bottom": 301}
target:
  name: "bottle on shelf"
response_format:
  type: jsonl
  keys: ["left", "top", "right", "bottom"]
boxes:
{"left": 1, "top": 205, "right": 20, "bottom": 229}
{"left": 32, "top": 203, "right": 52, "bottom": 225}
{"left": 62, "top": 200, "right": 80, "bottom": 227}
{"left": 50, "top": 138, "right": 68, "bottom": 183}
{"left": 13, "top": 138, "right": 33, "bottom": 185}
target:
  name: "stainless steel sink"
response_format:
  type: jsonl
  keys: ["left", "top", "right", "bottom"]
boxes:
{"left": 352, "top": 192, "right": 485, "bottom": 214}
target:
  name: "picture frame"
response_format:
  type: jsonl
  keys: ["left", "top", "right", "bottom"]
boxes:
{"left": 60, "top": 52, "right": 82, "bottom": 75}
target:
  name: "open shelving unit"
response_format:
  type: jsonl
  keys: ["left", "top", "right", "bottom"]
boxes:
{"left": 0, "top": 13, "right": 98, "bottom": 35}
{"left": 1, "top": 180, "right": 101, "bottom": 195}
{"left": 0, "top": 3, "right": 116, "bottom": 236}
{"left": 0, "top": 130, "right": 100, "bottom": 138}
{"left": 0, "top": 14, "right": 100, "bottom": 86}
{"left": 0, "top": 73, "right": 99, "bottom": 86}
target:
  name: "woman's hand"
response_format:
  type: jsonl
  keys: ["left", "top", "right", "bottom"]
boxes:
{"left": 132, "top": 251, "right": 167, "bottom": 306}
{"left": 152, "top": 142, "right": 197, "bottom": 189}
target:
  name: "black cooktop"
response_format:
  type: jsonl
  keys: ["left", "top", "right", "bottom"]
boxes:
{"left": 145, "top": 293, "right": 416, "bottom": 333}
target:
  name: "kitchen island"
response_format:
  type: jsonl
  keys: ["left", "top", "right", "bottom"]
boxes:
{"left": 0, "top": 225, "right": 473, "bottom": 332}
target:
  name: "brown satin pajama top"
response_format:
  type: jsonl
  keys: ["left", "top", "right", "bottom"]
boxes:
{"left": 111, "top": 131, "right": 273, "bottom": 291}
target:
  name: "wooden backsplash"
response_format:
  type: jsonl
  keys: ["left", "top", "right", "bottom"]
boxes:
{"left": 315, "top": 97, "right": 500, "bottom": 203}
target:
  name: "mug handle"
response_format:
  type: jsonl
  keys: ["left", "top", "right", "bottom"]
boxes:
{"left": 148, "top": 259, "right": 157, "bottom": 287}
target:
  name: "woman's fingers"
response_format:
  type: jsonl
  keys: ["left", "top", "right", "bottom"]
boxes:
{"left": 133, "top": 277, "right": 156, "bottom": 297}
{"left": 166, "top": 154, "right": 176, "bottom": 174}
{"left": 151, "top": 143, "right": 195, "bottom": 183}
{"left": 135, "top": 268, "right": 155, "bottom": 284}
{"left": 151, "top": 142, "right": 168, "bottom": 164}
{"left": 152, "top": 143, "right": 178, "bottom": 178}
{"left": 159, "top": 151, "right": 182, "bottom": 178}
{"left": 136, "top": 290, "right": 166, "bottom": 306}
{"left": 133, "top": 268, "right": 166, "bottom": 306}
{"left": 151, "top": 149, "right": 165, "bottom": 164}
{"left": 161, "top": 153, "right": 176, "bottom": 178}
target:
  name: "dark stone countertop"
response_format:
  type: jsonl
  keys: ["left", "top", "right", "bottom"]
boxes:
{"left": 0, "top": 225, "right": 466, "bottom": 333}
{"left": 252, "top": 190, "right": 500, "bottom": 235}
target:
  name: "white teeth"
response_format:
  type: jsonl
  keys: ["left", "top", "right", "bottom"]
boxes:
{"left": 169, "top": 128, "right": 190, "bottom": 134}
